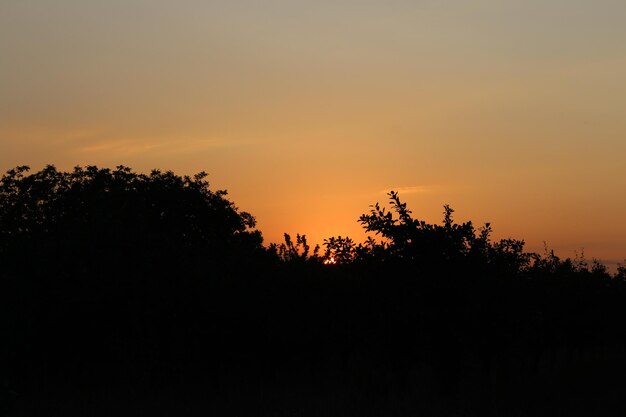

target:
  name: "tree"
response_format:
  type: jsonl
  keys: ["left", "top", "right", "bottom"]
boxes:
{"left": 346, "top": 191, "right": 530, "bottom": 273}
{"left": 0, "top": 165, "right": 263, "bottom": 279}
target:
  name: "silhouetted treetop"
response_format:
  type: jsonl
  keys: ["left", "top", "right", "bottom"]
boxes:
{"left": 0, "top": 165, "right": 262, "bottom": 277}
{"left": 322, "top": 191, "right": 531, "bottom": 272}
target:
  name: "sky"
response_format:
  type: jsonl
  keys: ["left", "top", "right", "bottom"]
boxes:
{"left": 1, "top": 0, "right": 626, "bottom": 266}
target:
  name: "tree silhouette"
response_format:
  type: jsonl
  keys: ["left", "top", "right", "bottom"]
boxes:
{"left": 2, "top": 168, "right": 626, "bottom": 417}
{"left": 0, "top": 165, "right": 263, "bottom": 280}
{"left": 324, "top": 190, "right": 530, "bottom": 274}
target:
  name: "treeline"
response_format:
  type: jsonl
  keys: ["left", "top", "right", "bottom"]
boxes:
{"left": 1, "top": 165, "right": 626, "bottom": 417}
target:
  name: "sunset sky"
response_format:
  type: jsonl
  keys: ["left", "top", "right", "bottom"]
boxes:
{"left": 1, "top": 1, "right": 625, "bottom": 266}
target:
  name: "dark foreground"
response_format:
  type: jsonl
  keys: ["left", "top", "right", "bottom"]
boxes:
{"left": 2, "top": 165, "right": 626, "bottom": 416}
{"left": 5, "top": 262, "right": 626, "bottom": 417}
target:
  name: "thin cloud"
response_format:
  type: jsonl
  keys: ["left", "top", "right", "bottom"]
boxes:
{"left": 76, "top": 138, "right": 246, "bottom": 157}
{"left": 78, "top": 140, "right": 164, "bottom": 155}
{"left": 166, "top": 138, "right": 250, "bottom": 153}
{"left": 381, "top": 185, "right": 429, "bottom": 195}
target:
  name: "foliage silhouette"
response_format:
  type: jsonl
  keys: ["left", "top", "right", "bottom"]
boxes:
{"left": 2, "top": 167, "right": 626, "bottom": 417}
{"left": 324, "top": 191, "right": 531, "bottom": 275}
{"left": 269, "top": 233, "right": 321, "bottom": 263}
{"left": 0, "top": 165, "right": 263, "bottom": 277}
